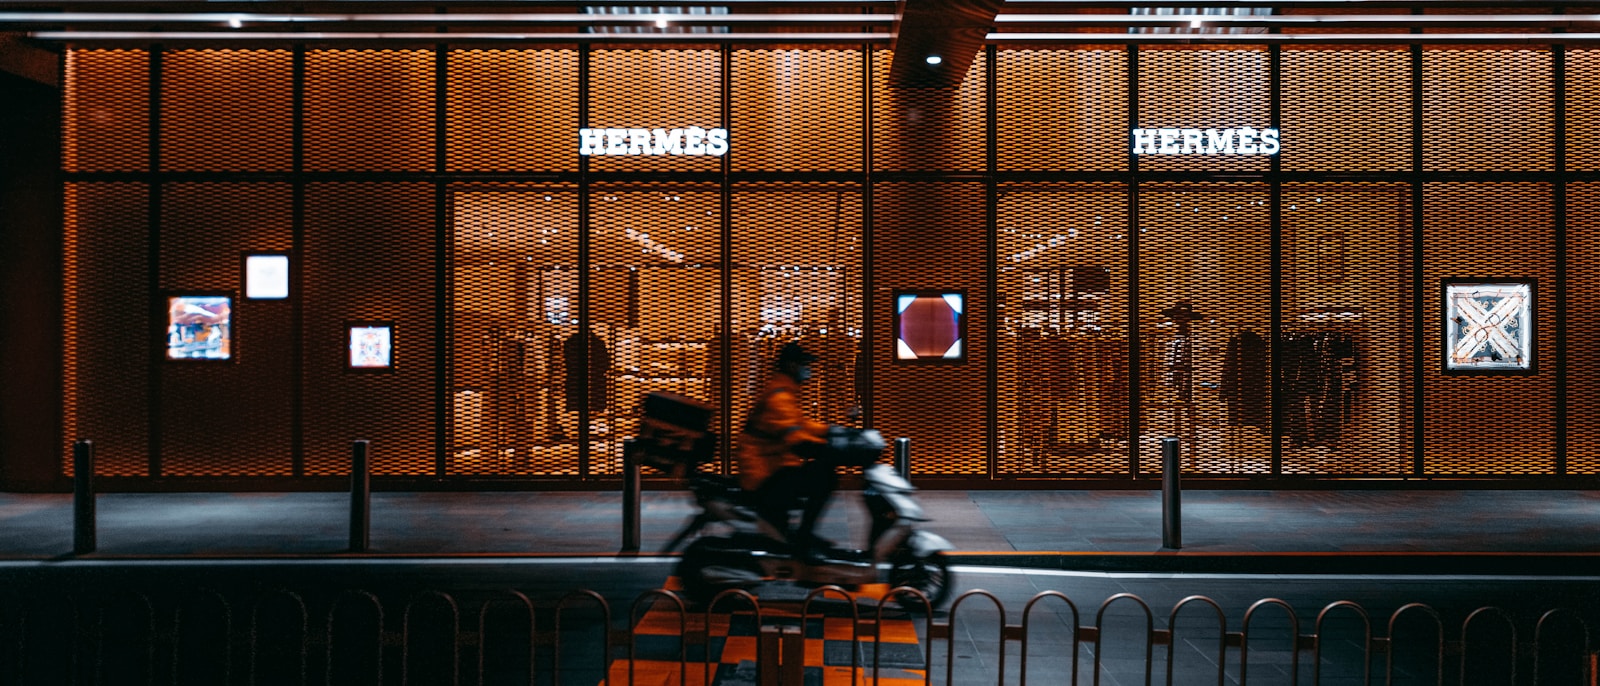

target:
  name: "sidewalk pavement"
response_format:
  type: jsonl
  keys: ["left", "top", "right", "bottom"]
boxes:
{"left": 2, "top": 487, "right": 1597, "bottom": 573}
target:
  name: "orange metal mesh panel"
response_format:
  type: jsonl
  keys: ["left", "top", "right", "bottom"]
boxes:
{"left": 448, "top": 185, "right": 581, "bottom": 476}
{"left": 62, "top": 183, "right": 150, "bottom": 478}
{"left": 996, "top": 48, "right": 1129, "bottom": 172}
{"left": 1280, "top": 48, "right": 1411, "bottom": 172}
{"left": 588, "top": 50, "right": 722, "bottom": 174}
{"left": 995, "top": 183, "right": 1130, "bottom": 477}
{"left": 590, "top": 185, "right": 723, "bottom": 475}
{"left": 1137, "top": 184, "right": 1270, "bottom": 476}
{"left": 63, "top": 49, "right": 148, "bottom": 173}
{"left": 1569, "top": 183, "right": 1600, "bottom": 475}
{"left": 447, "top": 49, "right": 579, "bottom": 173}
{"left": 730, "top": 183, "right": 865, "bottom": 479}
{"left": 1136, "top": 47, "right": 1270, "bottom": 174}
{"left": 1421, "top": 183, "right": 1556, "bottom": 475}
{"left": 872, "top": 50, "right": 986, "bottom": 172}
{"left": 160, "top": 50, "right": 292, "bottom": 173}
{"left": 303, "top": 183, "right": 437, "bottom": 476}
{"left": 1279, "top": 184, "right": 1410, "bottom": 476}
{"left": 731, "top": 49, "right": 863, "bottom": 173}
{"left": 1422, "top": 49, "right": 1554, "bottom": 172}
{"left": 304, "top": 50, "right": 435, "bottom": 173}
{"left": 872, "top": 182, "right": 988, "bottom": 476}
{"left": 1566, "top": 49, "right": 1600, "bottom": 172}
{"left": 158, "top": 183, "right": 294, "bottom": 476}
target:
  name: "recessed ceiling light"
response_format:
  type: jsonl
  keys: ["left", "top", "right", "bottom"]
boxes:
{"left": 925, "top": 55, "right": 943, "bottom": 66}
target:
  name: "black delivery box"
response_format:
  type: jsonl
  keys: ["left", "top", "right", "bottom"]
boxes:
{"left": 634, "top": 392, "right": 717, "bottom": 472}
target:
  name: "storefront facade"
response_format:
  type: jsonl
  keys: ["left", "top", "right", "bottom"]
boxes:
{"left": 15, "top": 26, "right": 1600, "bottom": 489}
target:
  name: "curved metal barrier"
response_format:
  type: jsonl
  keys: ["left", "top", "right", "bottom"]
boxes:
{"left": 0, "top": 585, "right": 1594, "bottom": 685}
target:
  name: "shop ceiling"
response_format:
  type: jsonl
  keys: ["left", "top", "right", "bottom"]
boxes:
{"left": 8, "top": 1, "right": 1600, "bottom": 88}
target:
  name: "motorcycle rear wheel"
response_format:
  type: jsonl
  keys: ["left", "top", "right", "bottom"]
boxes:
{"left": 887, "top": 551, "right": 953, "bottom": 609}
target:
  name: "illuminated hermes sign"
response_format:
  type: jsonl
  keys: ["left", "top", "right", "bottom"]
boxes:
{"left": 1132, "top": 127, "right": 1280, "bottom": 156}
{"left": 579, "top": 126, "right": 729, "bottom": 157}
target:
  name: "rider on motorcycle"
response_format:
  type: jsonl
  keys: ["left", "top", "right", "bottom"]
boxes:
{"left": 738, "top": 342, "right": 838, "bottom": 556}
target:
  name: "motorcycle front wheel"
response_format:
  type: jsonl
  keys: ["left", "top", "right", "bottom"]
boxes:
{"left": 887, "top": 550, "right": 953, "bottom": 609}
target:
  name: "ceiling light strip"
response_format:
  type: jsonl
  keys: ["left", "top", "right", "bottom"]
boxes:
{"left": 987, "top": 31, "right": 1600, "bottom": 43}
{"left": 0, "top": 12, "right": 893, "bottom": 25}
{"left": 29, "top": 30, "right": 894, "bottom": 42}
{"left": 996, "top": 13, "right": 1600, "bottom": 27}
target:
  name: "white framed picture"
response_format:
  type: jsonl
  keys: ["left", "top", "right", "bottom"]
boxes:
{"left": 1443, "top": 279, "right": 1534, "bottom": 374}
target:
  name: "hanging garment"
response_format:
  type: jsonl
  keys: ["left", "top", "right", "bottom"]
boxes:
{"left": 563, "top": 327, "right": 612, "bottom": 412}
{"left": 1221, "top": 329, "right": 1270, "bottom": 431}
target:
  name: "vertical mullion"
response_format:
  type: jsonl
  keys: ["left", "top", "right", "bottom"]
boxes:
{"left": 862, "top": 45, "right": 874, "bottom": 432}
{"left": 1269, "top": 43, "right": 1283, "bottom": 478}
{"left": 1410, "top": 39, "right": 1425, "bottom": 479}
{"left": 720, "top": 44, "right": 734, "bottom": 477}
{"left": 985, "top": 45, "right": 998, "bottom": 480}
{"left": 1127, "top": 44, "right": 1141, "bottom": 480}
{"left": 147, "top": 44, "right": 164, "bottom": 479}
{"left": 434, "top": 43, "right": 449, "bottom": 479}
{"left": 577, "top": 44, "right": 592, "bottom": 480}
{"left": 291, "top": 44, "right": 306, "bottom": 478}
{"left": 1554, "top": 42, "right": 1568, "bottom": 476}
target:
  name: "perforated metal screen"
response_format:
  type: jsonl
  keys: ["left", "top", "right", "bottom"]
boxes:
{"left": 1422, "top": 183, "right": 1556, "bottom": 476}
{"left": 1137, "top": 184, "right": 1272, "bottom": 475}
{"left": 1136, "top": 47, "right": 1270, "bottom": 174}
{"left": 159, "top": 183, "right": 294, "bottom": 476}
{"left": 302, "top": 183, "right": 437, "bottom": 477}
{"left": 53, "top": 42, "right": 1599, "bottom": 486}
{"left": 872, "top": 50, "right": 986, "bottom": 172}
{"left": 447, "top": 50, "right": 578, "bottom": 173}
{"left": 1569, "top": 183, "right": 1600, "bottom": 476}
{"left": 996, "top": 49, "right": 1128, "bottom": 172}
{"left": 161, "top": 50, "right": 292, "bottom": 173}
{"left": 732, "top": 184, "right": 865, "bottom": 476}
{"left": 1568, "top": 49, "right": 1600, "bottom": 172}
{"left": 449, "top": 185, "right": 580, "bottom": 476}
{"left": 590, "top": 50, "right": 722, "bottom": 174}
{"left": 590, "top": 185, "right": 723, "bottom": 475}
{"left": 1280, "top": 48, "right": 1411, "bottom": 172}
{"left": 63, "top": 49, "right": 147, "bottom": 173}
{"left": 305, "top": 50, "right": 435, "bottom": 173}
{"left": 63, "top": 183, "right": 150, "bottom": 478}
{"left": 872, "top": 182, "right": 989, "bottom": 476}
{"left": 997, "top": 184, "right": 1130, "bottom": 476}
{"left": 1280, "top": 184, "right": 1409, "bottom": 476}
{"left": 1422, "top": 49, "right": 1554, "bottom": 172}
{"left": 732, "top": 50, "right": 863, "bottom": 172}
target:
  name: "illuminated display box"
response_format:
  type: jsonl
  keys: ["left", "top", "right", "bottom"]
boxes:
{"left": 164, "top": 293, "right": 234, "bottom": 362}
{"left": 1443, "top": 279, "right": 1535, "bottom": 375}
{"left": 346, "top": 321, "right": 395, "bottom": 372}
{"left": 894, "top": 291, "right": 965, "bottom": 362}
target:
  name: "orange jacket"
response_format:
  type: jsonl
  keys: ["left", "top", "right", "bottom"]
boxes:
{"left": 737, "top": 371, "right": 830, "bottom": 491}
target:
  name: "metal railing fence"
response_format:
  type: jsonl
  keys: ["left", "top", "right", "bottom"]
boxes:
{"left": 0, "top": 585, "right": 1594, "bottom": 685}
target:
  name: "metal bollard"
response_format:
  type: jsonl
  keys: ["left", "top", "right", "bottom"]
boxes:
{"left": 350, "top": 440, "right": 370, "bottom": 553}
{"left": 1161, "top": 437, "right": 1182, "bottom": 549}
{"left": 621, "top": 439, "right": 640, "bottom": 553}
{"left": 73, "top": 439, "right": 95, "bottom": 555}
{"left": 894, "top": 437, "right": 910, "bottom": 478}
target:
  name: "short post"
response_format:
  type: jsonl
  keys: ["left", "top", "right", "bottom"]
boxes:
{"left": 350, "top": 439, "right": 370, "bottom": 553}
{"left": 894, "top": 437, "right": 910, "bottom": 478}
{"left": 757, "top": 625, "right": 782, "bottom": 686}
{"left": 1161, "top": 437, "right": 1182, "bottom": 550}
{"left": 73, "top": 439, "right": 95, "bottom": 555}
{"left": 621, "top": 439, "right": 641, "bottom": 553}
